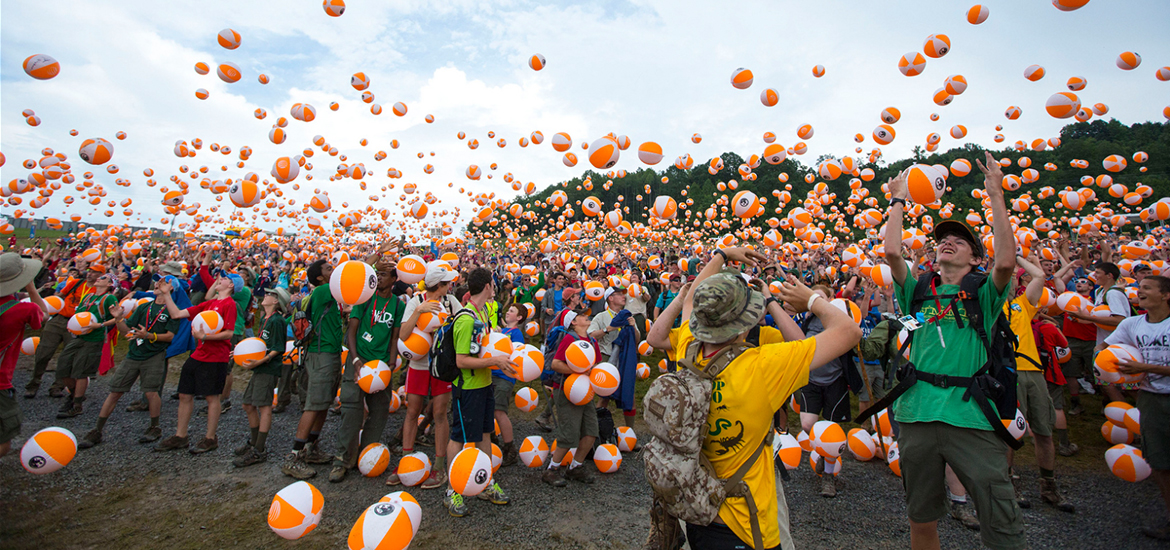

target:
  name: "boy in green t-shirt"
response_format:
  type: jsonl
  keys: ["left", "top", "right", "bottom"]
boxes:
{"left": 233, "top": 287, "right": 290, "bottom": 468}
{"left": 55, "top": 271, "right": 120, "bottom": 419}
{"left": 78, "top": 278, "right": 182, "bottom": 448}
{"left": 444, "top": 268, "right": 516, "bottom": 518}
{"left": 332, "top": 261, "right": 403, "bottom": 482}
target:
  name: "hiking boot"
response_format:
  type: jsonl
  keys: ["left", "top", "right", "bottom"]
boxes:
{"left": 49, "top": 387, "right": 66, "bottom": 398}
{"left": 385, "top": 471, "right": 402, "bottom": 486}
{"left": 950, "top": 501, "right": 980, "bottom": 530}
{"left": 820, "top": 475, "right": 837, "bottom": 498}
{"left": 566, "top": 464, "right": 596, "bottom": 484}
{"left": 232, "top": 447, "right": 268, "bottom": 468}
{"left": 542, "top": 465, "right": 568, "bottom": 487}
{"left": 1067, "top": 404, "right": 1084, "bottom": 416}
{"left": 234, "top": 442, "right": 254, "bottom": 456}
{"left": 444, "top": 490, "right": 468, "bottom": 517}
{"left": 534, "top": 415, "right": 554, "bottom": 433}
{"left": 1040, "top": 477, "right": 1075, "bottom": 513}
{"left": 501, "top": 441, "right": 518, "bottom": 468}
{"left": 1012, "top": 474, "right": 1031, "bottom": 509}
{"left": 477, "top": 481, "right": 510, "bottom": 505}
{"left": 138, "top": 426, "right": 163, "bottom": 444}
{"left": 303, "top": 443, "right": 333, "bottom": 465}
{"left": 154, "top": 435, "right": 189, "bottom": 452}
{"left": 57, "top": 399, "right": 83, "bottom": 419}
{"left": 190, "top": 437, "right": 218, "bottom": 454}
{"left": 417, "top": 431, "right": 435, "bottom": 448}
{"left": 23, "top": 389, "right": 37, "bottom": 399}
{"left": 220, "top": 399, "right": 232, "bottom": 414}
{"left": 57, "top": 397, "right": 75, "bottom": 414}
{"left": 329, "top": 465, "right": 347, "bottom": 483}
{"left": 1057, "top": 442, "right": 1080, "bottom": 457}
{"left": 126, "top": 400, "right": 149, "bottom": 412}
{"left": 1143, "top": 521, "right": 1170, "bottom": 541}
{"left": 77, "top": 429, "right": 102, "bottom": 450}
{"left": 281, "top": 451, "right": 317, "bottom": 480}
{"left": 420, "top": 469, "right": 446, "bottom": 489}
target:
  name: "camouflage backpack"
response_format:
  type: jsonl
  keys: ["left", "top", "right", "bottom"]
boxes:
{"left": 641, "top": 340, "right": 771, "bottom": 550}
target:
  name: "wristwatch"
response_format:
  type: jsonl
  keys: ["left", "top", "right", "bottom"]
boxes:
{"left": 764, "top": 297, "right": 780, "bottom": 310}
{"left": 890, "top": 198, "right": 907, "bottom": 209}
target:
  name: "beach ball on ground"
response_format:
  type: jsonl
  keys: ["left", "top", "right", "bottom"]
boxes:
{"left": 811, "top": 420, "right": 847, "bottom": 459}
{"left": 514, "top": 387, "right": 539, "bottom": 412}
{"left": 192, "top": 310, "right": 225, "bottom": 335}
{"left": 233, "top": 337, "right": 267, "bottom": 366}
{"left": 397, "top": 452, "right": 431, "bottom": 487}
{"left": 1105, "top": 444, "right": 1150, "bottom": 482}
{"left": 448, "top": 448, "right": 492, "bottom": 496}
{"left": 268, "top": 481, "right": 324, "bottom": 540}
{"left": 20, "top": 427, "right": 76, "bottom": 474}
{"left": 519, "top": 435, "right": 549, "bottom": 468}
{"left": 347, "top": 491, "right": 420, "bottom": 550}
{"left": 636, "top": 363, "right": 650, "bottom": 379}
{"left": 847, "top": 428, "right": 876, "bottom": 461}
{"left": 358, "top": 360, "right": 392, "bottom": 393}
{"left": 331, "top": 261, "right": 377, "bottom": 307}
{"left": 358, "top": 443, "right": 391, "bottom": 477}
{"left": 593, "top": 443, "right": 622, "bottom": 473}
{"left": 617, "top": 426, "right": 638, "bottom": 452}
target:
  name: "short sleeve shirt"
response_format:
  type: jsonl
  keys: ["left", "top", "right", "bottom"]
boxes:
{"left": 1005, "top": 295, "right": 1041, "bottom": 372}
{"left": 589, "top": 309, "right": 620, "bottom": 356}
{"left": 126, "top": 300, "right": 181, "bottom": 361}
{"left": 77, "top": 293, "right": 118, "bottom": 343}
{"left": 453, "top": 306, "right": 492, "bottom": 390}
{"left": 1105, "top": 314, "right": 1170, "bottom": 394}
{"left": 1094, "top": 286, "right": 1132, "bottom": 345}
{"left": 186, "top": 297, "right": 237, "bottom": 363}
{"left": 255, "top": 313, "right": 287, "bottom": 376}
{"left": 893, "top": 274, "right": 1010, "bottom": 431}
{"left": 0, "top": 297, "right": 44, "bottom": 390}
{"left": 306, "top": 284, "right": 342, "bottom": 353}
{"left": 350, "top": 294, "right": 404, "bottom": 364}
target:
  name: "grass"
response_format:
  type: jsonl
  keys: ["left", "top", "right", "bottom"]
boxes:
{"left": 4, "top": 227, "right": 74, "bottom": 251}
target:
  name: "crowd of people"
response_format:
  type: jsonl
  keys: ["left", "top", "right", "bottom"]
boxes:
{"left": 1, "top": 159, "right": 1168, "bottom": 549}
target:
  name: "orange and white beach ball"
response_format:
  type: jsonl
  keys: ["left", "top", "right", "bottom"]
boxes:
{"left": 847, "top": 428, "right": 876, "bottom": 461}
{"left": 66, "top": 312, "right": 98, "bottom": 336}
{"left": 563, "top": 373, "right": 595, "bottom": 405}
{"left": 1105, "top": 444, "right": 1151, "bottom": 482}
{"left": 593, "top": 443, "right": 622, "bottom": 473}
{"left": 233, "top": 337, "right": 267, "bottom": 366}
{"left": 1101, "top": 421, "right": 1134, "bottom": 445}
{"left": 510, "top": 345, "right": 544, "bottom": 383}
{"left": 347, "top": 491, "right": 420, "bottom": 550}
{"left": 268, "top": 481, "right": 324, "bottom": 540}
{"left": 20, "top": 427, "right": 77, "bottom": 474}
{"left": 21, "top": 337, "right": 39, "bottom": 356}
{"left": 396, "top": 255, "right": 426, "bottom": 285}
{"left": 514, "top": 387, "right": 539, "bottom": 412}
{"left": 448, "top": 448, "right": 492, "bottom": 497}
{"left": 811, "top": 420, "right": 847, "bottom": 459}
{"left": 519, "top": 435, "right": 549, "bottom": 468}
{"left": 192, "top": 310, "right": 226, "bottom": 335}
{"left": 357, "top": 443, "right": 391, "bottom": 477}
{"left": 589, "top": 362, "right": 621, "bottom": 397}
{"left": 397, "top": 452, "right": 431, "bottom": 487}
{"left": 397, "top": 330, "right": 433, "bottom": 362}
{"left": 358, "top": 360, "right": 392, "bottom": 394}
{"left": 774, "top": 432, "right": 802, "bottom": 470}
{"left": 330, "top": 261, "right": 378, "bottom": 307}
{"left": 617, "top": 426, "right": 638, "bottom": 452}
{"left": 565, "top": 340, "right": 598, "bottom": 373}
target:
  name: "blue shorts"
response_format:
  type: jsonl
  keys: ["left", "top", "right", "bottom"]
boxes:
{"left": 450, "top": 386, "right": 494, "bottom": 444}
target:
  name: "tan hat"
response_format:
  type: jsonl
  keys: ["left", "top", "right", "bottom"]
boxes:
{"left": 0, "top": 253, "right": 43, "bottom": 296}
{"left": 159, "top": 261, "right": 185, "bottom": 277}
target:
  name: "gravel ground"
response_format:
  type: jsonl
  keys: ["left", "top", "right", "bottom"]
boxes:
{"left": 2, "top": 354, "right": 1167, "bottom": 550}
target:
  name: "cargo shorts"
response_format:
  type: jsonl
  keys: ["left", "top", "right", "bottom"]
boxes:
{"left": 303, "top": 352, "right": 342, "bottom": 411}
{"left": 109, "top": 352, "right": 168, "bottom": 394}
{"left": 1016, "top": 370, "right": 1055, "bottom": 437}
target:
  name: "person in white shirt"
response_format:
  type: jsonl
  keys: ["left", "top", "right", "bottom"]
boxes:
{"left": 1075, "top": 262, "right": 1131, "bottom": 403}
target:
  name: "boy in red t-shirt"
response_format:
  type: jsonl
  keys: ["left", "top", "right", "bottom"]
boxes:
{"left": 543, "top": 309, "right": 600, "bottom": 487}
{"left": 153, "top": 272, "right": 238, "bottom": 454}
{"left": 0, "top": 253, "right": 49, "bottom": 457}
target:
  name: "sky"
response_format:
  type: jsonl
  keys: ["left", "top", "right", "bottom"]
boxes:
{"left": 2, "top": 0, "right": 1168, "bottom": 237}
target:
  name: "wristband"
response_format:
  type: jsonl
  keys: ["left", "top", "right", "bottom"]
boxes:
{"left": 764, "top": 297, "right": 779, "bottom": 310}
{"left": 807, "top": 293, "right": 821, "bottom": 312}
{"left": 889, "top": 198, "right": 907, "bottom": 209}
{"left": 714, "top": 249, "right": 729, "bottom": 263}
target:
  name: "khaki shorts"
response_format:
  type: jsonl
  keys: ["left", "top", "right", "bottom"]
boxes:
{"left": 1016, "top": 370, "right": 1055, "bottom": 437}
{"left": 1063, "top": 337, "right": 1094, "bottom": 380}
{"left": 303, "top": 352, "right": 341, "bottom": 411}
{"left": 1138, "top": 391, "right": 1170, "bottom": 470}
{"left": 0, "top": 390, "right": 21, "bottom": 445}
{"left": 899, "top": 421, "right": 1024, "bottom": 550}
{"left": 1046, "top": 381, "right": 1064, "bottom": 410}
{"left": 55, "top": 339, "right": 104, "bottom": 380}
{"left": 492, "top": 378, "right": 514, "bottom": 412}
{"left": 109, "top": 352, "right": 168, "bottom": 394}
{"left": 243, "top": 372, "right": 279, "bottom": 408}
{"left": 554, "top": 390, "right": 598, "bottom": 448}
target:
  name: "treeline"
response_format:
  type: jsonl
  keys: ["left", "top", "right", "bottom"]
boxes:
{"left": 473, "top": 119, "right": 1170, "bottom": 241}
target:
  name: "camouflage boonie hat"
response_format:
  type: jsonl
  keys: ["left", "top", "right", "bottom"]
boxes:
{"left": 689, "top": 269, "right": 765, "bottom": 344}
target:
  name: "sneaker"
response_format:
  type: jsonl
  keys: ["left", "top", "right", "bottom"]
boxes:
{"left": 77, "top": 429, "right": 102, "bottom": 450}
{"left": 23, "top": 389, "right": 37, "bottom": 399}
{"left": 138, "top": 426, "right": 163, "bottom": 444}
{"left": 1040, "top": 477, "right": 1075, "bottom": 513}
{"left": 477, "top": 481, "right": 510, "bottom": 505}
{"left": 126, "top": 400, "right": 149, "bottom": 413}
{"left": 154, "top": 435, "right": 189, "bottom": 452}
{"left": 220, "top": 399, "right": 232, "bottom": 414}
{"left": 329, "top": 465, "right": 347, "bottom": 483}
{"left": 566, "top": 464, "right": 596, "bottom": 484}
{"left": 421, "top": 469, "right": 446, "bottom": 489}
{"left": 57, "top": 397, "right": 75, "bottom": 414}
{"left": 1142, "top": 521, "right": 1170, "bottom": 541}
{"left": 950, "top": 501, "right": 980, "bottom": 530}
{"left": 232, "top": 447, "right": 268, "bottom": 468}
{"left": 281, "top": 451, "right": 317, "bottom": 480}
{"left": 235, "top": 443, "right": 254, "bottom": 456}
{"left": 1012, "top": 475, "right": 1031, "bottom": 509}
{"left": 1057, "top": 442, "right": 1080, "bottom": 457}
{"left": 385, "top": 471, "right": 402, "bottom": 486}
{"left": 57, "top": 402, "right": 83, "bottom": 419}
{"left": 542, "top": 465, "right": 568, "bottom": 487}
{"left": 303, "top": 443, "right": 333, "bottom": 465}
{"left": 190, "top": 437, "right": 218, "bottom": 454}
{"left": 444, "top": 490, "right": 468, "bottom": 518}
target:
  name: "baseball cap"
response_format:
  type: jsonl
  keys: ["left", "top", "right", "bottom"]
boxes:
{"left": 424, "top": 260, "right": 458, "bottom": 287}
{"left": 932, "top": 220, "right": 984, "bottom": 257}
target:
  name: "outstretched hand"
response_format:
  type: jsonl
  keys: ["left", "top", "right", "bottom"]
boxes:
{"left": 974, "top": 151, "right": 1004, "bottom": 195}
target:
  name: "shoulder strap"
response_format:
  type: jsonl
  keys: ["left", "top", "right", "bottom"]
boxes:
{"left": 680, "top": 341, "right": 754, "bottom": 380}
{"left": 714, "top": 430, "right": 773, "bottom": 550}
{"left": 0, "top": 300, "right": 18, "bottom": 318}
{"left": 909, "top": 271, "right": 939, "bottom": 313}
{"left": 60, "top": 278, "right": 84, "bottom": 299}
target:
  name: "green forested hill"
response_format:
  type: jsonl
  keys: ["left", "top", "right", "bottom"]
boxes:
{"left": 472, "top": 119, "right": 1170, "bottom": 241}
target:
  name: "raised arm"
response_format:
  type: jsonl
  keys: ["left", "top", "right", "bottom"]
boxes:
{"left": 777, "top": 277, "right": 862, "bottom": 370}
{"left": 1019, "top": 254, "right": 1046, "bottom": 307}
{"left": 681, "top": 247, "right": 764, "bottom": 323}
{"left": 974, "top": 152, "right": 1014, "bottom": 292}
{"left": 647, "top": 282, "right": 690, "bottom": 352}
{"left": 884, "top": 169, "right": 911, "bottom": 286}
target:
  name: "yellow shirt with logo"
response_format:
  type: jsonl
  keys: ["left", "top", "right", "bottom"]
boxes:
{"left": 1005, "top": 294, "right": 1041, "bottom": 372}
{"left": 668, "top": 322, "right": 813, "bottom": 549}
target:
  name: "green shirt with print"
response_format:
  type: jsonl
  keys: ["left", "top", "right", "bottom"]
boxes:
{"left": 255, "top": 313, "right": 287, "bottom": 376}
{"left": 79, "top": 293, "right": 118, "bottom": 343}
{"left": 350, "top": 294, "right": 404, "bottom": 364}
{"left": 453, "top": 308, "right": 492, "bottom": 390}
{"left": 232, "top": 286, "right": 253, "bottom": 337}
{"left": 126, "top": 300, "right": 182, "bottom": 361}
{"left": 892, "top": 274, "right": 1010, "bottom": 431}
{"left": 306, "top": 284, "right": 343, "bottom": 353}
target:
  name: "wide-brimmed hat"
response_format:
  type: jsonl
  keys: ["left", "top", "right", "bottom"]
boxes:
{"left": 269, "top": 287, "right": 293, "bottom": 315}
{"left": 159, "top": 261, "right": 185, "bottom": 277}
{"left": 0, "top": 253, "right": 43, "bottom": 296}
{"left": 689, "top": 269, "right": 765, "bottom": 344}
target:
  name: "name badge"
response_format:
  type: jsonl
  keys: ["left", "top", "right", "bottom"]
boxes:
{"left": 135, "top": 338, "right": 145, "bottom": 346}
{"left": 362, "top": 331, "right": 374, "bottom": 343}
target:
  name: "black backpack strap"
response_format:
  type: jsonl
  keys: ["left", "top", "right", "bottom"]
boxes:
{"left": 746, "top": 325, "right": 761, "bottom": 346}
{"left": 959, "top": 274, "right": 1025, "bottom": 450}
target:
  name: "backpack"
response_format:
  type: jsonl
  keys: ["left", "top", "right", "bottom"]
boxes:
{"left": 642, "top": 339, "right": 772, "bottom": 550}
{"left": 289, "top": 294, "right": 326, "bottom": 367}
{"left": 856, "top": 271, "right": 1023, "bottom": 450}
{"left": 428, "top": 307, "right": 478, "bottom": 384}
{"left": 542, "top": 326, "right": 569, "bottom": 384}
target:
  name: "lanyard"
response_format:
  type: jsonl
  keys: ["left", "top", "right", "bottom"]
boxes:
{"left": 143, "top": 303, "right": 167, "bottom": 332}
{"left": 370, "top": 296, "right": 393, "bottom": 327}
{"left": 927, "top": 279, "right": 950, "bottom": 348}
{"left": 469, "top": 301, "right": 489, "bottom": 324}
